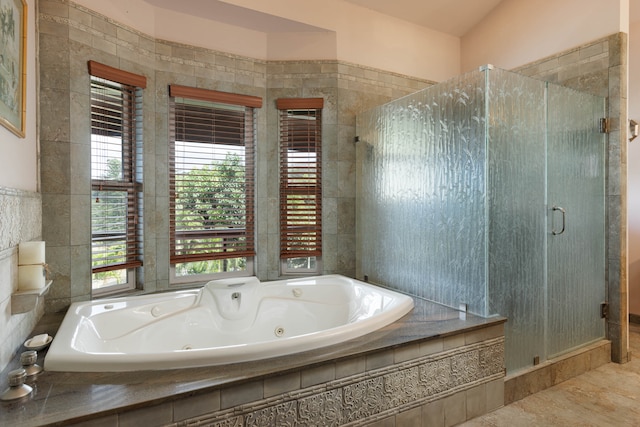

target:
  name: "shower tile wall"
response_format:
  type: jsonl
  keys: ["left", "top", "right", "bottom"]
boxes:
{"left": 37, "top": 0, "right": 431, "bottom": 314}
{"left": 0, "top": 188, "right": 42, "bottom": 370}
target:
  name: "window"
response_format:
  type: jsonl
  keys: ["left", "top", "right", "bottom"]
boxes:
{"left": 277, "top": 98, "right": 323, "bottom": 274}
{"left": 169, "top": 85, "right": 262, "bottom": 283}
{"left": 89, "top": 61, "right": 146, "bottom": 294}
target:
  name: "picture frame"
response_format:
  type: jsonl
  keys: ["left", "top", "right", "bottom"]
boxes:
{"left": 0, "top": 0, "right": 26, "bottom": 137}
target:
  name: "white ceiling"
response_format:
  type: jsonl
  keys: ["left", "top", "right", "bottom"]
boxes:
{"left": 144, "top": 0, "right": 328, "bottom": 33}
{"left": 343, "top": 0, "right": 505, "bottom": 36}
{"left": 144, "top": 0, "right": 506, "bottom": 36}
{"left": 145, "top": 0, "right": 638, "bottom": 36}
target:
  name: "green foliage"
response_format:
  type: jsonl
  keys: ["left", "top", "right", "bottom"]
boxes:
{"left": 177, "top": 153, "right": 245, "bottom": 230}
{"left": 174, "top": 152, "right": 248, "bottom": 275}
{"left": 91, "top": 152, "right": 251, "bottom": 281}
{"left": 106, "top": 157, "right": 123, "bottom": 180}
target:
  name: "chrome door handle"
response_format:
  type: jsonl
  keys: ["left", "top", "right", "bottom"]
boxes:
{"left": 552, "top": 206, "right": 566, "bottom": 235}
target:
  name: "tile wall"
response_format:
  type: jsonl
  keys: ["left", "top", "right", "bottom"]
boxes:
{"left": 37, "top": 0, "right": 432, "bottom": 312}
{"left": 0, "top": 187, "right": 42, "bottom": 370}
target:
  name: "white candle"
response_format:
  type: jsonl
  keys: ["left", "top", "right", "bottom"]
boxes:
{"left": 19, "top": 241, "right": 45, "bottom": 265}
{"left": 18, "top": 265, "right": 46, "bottom": 291}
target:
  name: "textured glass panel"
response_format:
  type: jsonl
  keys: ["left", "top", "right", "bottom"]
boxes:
{"left": 357, "top": 70, "right": 488, "bottom": 315}
{"left": 546, "top": 83, "right": 606, "bottom": 357}
{"left": 486, "top": 69, "right": 547, "bottom": 373}
{"left": 355, "top": 66, "right": 606, "bottom": 376}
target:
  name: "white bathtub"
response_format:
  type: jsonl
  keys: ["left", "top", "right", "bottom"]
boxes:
{"left": 44, "top": 275, "right": 414, "bottom": 372}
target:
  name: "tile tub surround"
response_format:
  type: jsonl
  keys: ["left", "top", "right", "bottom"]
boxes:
{"left": 0, "top": 297, "right": 505, "bottom": 426}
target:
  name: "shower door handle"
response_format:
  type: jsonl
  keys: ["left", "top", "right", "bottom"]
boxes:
{"left": 552, "top": 206, "right": 566, "bottom": 235}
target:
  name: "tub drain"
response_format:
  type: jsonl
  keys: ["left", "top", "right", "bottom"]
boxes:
{"left": 274, "top": 327, "right": 285, "bottom": 337}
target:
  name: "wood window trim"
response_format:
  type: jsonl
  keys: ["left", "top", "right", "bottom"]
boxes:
{"left": 169, "top": 84, "right": 262, "bottom": 108}
{"left": 276, "top": 98, "right": 324, "bottom": 110}
{"left": 88, "top": 60, "right": 147, "bottom": 88}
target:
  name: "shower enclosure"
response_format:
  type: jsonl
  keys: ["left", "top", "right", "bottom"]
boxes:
{"left": 355, "top": 66, "right": 606, "bottom": 374}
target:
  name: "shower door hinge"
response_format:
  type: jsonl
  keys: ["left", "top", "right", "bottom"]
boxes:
{"left": 600, "top": 302, "right": 609, "bottom": 319}
{"left": 599, "top": 118, "right": 610, "bottom": 134}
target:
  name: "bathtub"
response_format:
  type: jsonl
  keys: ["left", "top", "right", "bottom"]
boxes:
{"left": 44, "top": 275, "right": 414, "bottom": 372}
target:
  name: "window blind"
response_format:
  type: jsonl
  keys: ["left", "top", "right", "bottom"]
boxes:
{"left": 169, "top": 87, "right": 259, "bottom": 264}
{"left": 277, "top": 98, "right": 323, "bottom": 259}
{"left": 90, "top": 69, "right": 144, "bottom": 274}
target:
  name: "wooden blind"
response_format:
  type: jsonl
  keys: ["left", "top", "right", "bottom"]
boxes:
{"left": 169, "top": 93, "right": 257, "bottom": 264}
{"left": 90, "top": 74, "right": 143, "bottom": 274}
{"left": 278, "top": 99, "right": 323, "bottom": 259}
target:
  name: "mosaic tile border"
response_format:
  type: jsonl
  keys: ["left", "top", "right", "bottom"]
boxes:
{"left": 172, "top": 337, "right": 504, "bottom": 427}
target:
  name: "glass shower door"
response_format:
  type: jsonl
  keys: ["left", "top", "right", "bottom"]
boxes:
{"left": 546, "top": 83, "right": 606, "bottom": 358}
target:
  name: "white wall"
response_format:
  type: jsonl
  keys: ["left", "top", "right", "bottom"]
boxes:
{"left": 0, "top": 0, "right": 38, "bottom": 191}
{"left": 461, "top": 0, "right": 629, "bottom": 72}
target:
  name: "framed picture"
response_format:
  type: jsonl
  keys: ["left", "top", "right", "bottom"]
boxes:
{"left": 0, "top": 0, "right": 26, "bottom": 137}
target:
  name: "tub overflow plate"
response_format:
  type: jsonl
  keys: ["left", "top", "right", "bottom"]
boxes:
{"left": 274, "top": 326, "right": 285, "bottom": 337}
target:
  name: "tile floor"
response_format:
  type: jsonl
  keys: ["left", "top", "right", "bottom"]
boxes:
{"left": 461, "top": 323, "right": 640, "bottom": 426}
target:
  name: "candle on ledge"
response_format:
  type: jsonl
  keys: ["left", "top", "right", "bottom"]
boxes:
{"left": 18, "top": 265, "right": 46, "bottom": 291}
{"left": 18, "top": 241, "right": 45, "bottom": 266}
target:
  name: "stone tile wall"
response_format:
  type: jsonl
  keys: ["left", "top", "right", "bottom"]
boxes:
{"left": 0, "top": 187, "right": 42, "bottom": 371}
{"left": 37, "top": 0, "right": 431, "bottom": 309}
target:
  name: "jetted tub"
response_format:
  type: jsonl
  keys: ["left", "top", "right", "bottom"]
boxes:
{"left": 44, "top": 275, "right": 414, "bottom": 372}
